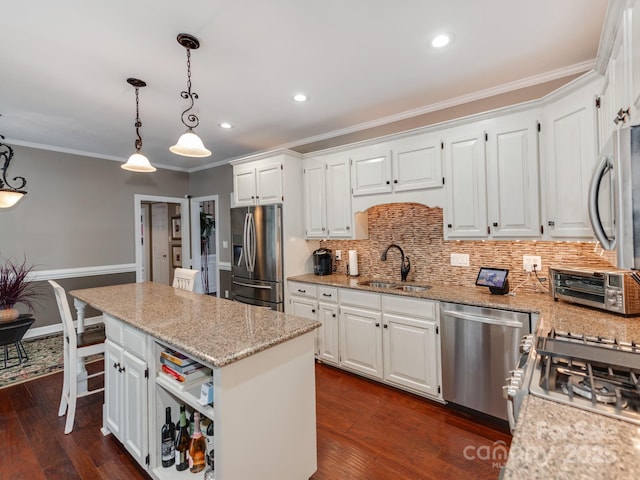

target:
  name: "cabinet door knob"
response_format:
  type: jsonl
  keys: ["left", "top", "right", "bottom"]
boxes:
{"left": 393, "top": 179, "right": 398, "bottom": 184}
{"left": 383, "top": 324, "right": 388, "bottom": 328}
{"left": 386, "top": 180, "right": 390, "bottom": 185}
{"left": 332, "top": 313, "right": 336, "bottom": 318}
{"left": 312, "top": 309, "right": 316, "bottom": 314}
{"left": 375, "top": 322, "right": 380, "bottom": 327}
{"left": 493, "top": 222, "right": 498, "bottom": 227}
{"left": 447, "top": 224, "right": 452, "bottom": 228}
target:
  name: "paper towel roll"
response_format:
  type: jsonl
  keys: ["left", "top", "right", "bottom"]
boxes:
{"left": 348, "top": 250, "right": 359, "bottom": 276}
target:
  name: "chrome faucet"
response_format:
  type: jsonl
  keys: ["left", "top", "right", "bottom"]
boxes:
{"left": 381, "top": 244, "right": 410, "bottom": 281}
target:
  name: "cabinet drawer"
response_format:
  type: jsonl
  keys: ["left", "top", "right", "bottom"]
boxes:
{"left": 104, "top": 314, "right": 124, "bottom": 345}
{"left": 382, "top": 295, "right": 437, "bottom": 320}
{"left": 339, "top": 289, "right": 381, "bottom": 310}
{"left": 317, "top": 286, "right": 338, "bottom": 303}
{"left": 123, "top": 324, "right": 147, "bottom": 359}
{"left": 289, "top": 281, "right": 317, "bottom": 299}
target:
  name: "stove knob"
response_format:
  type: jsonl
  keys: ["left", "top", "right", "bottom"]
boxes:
{"left": 509, "top": 369, "right": 524, "bottom": 380}
{"left": 520, "top": 338, "right": 534, "bottom": 353}
{"left": 607, "top": 297, "right": 617, "bottom": 305}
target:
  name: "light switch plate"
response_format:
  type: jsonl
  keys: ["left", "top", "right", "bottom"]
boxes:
{"left": 450, "top": 253, "right": 470, "bottom": 267}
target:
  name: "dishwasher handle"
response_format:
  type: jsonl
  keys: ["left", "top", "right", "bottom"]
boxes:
{"left": 442, "top": 310, "right": 524, "bottom": 328}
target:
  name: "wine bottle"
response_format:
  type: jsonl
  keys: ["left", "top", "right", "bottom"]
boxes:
{"left": 189, "top": 411, "right": 207, "bottom": 473}
{"left": 174, "top": 404, "right": 191, "bottom": 471}
{"left": 161, "top": 406, "right": 175, "bottom": 468}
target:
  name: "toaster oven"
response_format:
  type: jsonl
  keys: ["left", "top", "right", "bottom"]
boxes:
{"left": 549, "top": 266, "right": 640, "bottom": 315}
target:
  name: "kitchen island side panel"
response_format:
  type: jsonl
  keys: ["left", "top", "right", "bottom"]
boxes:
{"left": 214, "top": 331, "right": 317, "bottom": 480}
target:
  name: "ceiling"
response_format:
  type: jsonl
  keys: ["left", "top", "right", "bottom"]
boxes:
{"left": 0, "top": 0, "right": 608, "bottom": 172}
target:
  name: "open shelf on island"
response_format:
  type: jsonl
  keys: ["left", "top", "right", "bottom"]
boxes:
{"left": 155, "top": 370, "right": 215, "bottom": 420}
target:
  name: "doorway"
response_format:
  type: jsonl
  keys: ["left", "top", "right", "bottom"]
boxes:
{"left": 135, "top": 194, "right": 189, "bottom": 284}
{"left": 190, "top": 195, "right": 219, "bottom": 295}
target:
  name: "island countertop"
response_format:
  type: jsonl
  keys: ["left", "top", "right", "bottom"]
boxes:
{"left": 70, "top": 282, "right": 320, "bottom": 368}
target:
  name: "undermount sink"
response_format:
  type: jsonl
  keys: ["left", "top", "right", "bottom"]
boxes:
{"left": 397, "top": 285, "right": 431, "bottom": 292}
{"left": 360, "top": 280, "right": 398, "bottom": 289}
{"left": 358, "top": 280, "right": 431, "bottom": 292}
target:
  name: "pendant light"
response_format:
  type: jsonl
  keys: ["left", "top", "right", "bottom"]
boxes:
{"left": 0, "top": 135, "right": 27, "bottom": 208}
{"left": 169, "top": 33, "right": 212, "bottom": 158}
{"left": 122, "top": 78, "right": 156, "bottom": 172}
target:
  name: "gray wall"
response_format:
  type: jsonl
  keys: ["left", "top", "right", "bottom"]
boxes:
{"left": 1, "top": 145, "right": 189, "bottom": 328}
{"left": 2, "top": 145, "right": 189, "bottom": 268}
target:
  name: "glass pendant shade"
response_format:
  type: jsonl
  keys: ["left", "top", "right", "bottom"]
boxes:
{"left": 169, "top": 129, "right": 212, "bottom": 158}
{"left": 121, "top": 152, "right": 156, "bottom": 172}
{"left": 0, "top": 189, "right": 25, "bottom": 208}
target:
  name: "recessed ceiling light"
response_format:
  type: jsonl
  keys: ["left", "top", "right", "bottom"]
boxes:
{"left": 293, "top": 93, "right": 308, "bottom": 102}
{"left": 431, "top": 33, "right": 452, "bottom": 48}
{"left": 219, "top": 122, "right": 232, "bottom": 129}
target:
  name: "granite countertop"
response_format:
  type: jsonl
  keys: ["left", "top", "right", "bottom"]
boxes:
{"left": 502, "top": 395, "right": 640, "bottom": 479}
{"left": 288, "top": 273, "right": 640, "bottom": 478}
{"left": 70, "top": 282, "right": 320, "bottom": 368}
{"left": 288, "top": 273, "right": 640, "bottom": 341}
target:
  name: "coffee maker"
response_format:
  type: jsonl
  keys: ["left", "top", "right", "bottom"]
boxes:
{"left": 313, "top": 248, "right": 333, "bottom": 275}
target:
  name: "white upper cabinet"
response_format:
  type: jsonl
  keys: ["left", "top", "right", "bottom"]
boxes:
{"left": 350, "top": 136, "right": 442, "bottom": 197}
{"left": 486, "top": 111, "right": 541, "bottom": 238}
{"left": 392, "top": 133, "right": 443, "bottom": 192}
{"left": 541, "top": 81, "right": 599, "bottom": 239}
{"left": 443, "top": 123, "right": 488, "bottom": 238}
{"left": 303, "top": 153, "right": 367, "bottom": 239}
{"left": 302, "top": 158, "right": 326, "bottom": 238}
{"left": 233, "top": 158, "right": 283, "bottom": 206}
{"left": 325, "top": 156, "right": 354, "bottom": 238}
{"left": 350, "top": 144, "right": 392, "bottom": 196}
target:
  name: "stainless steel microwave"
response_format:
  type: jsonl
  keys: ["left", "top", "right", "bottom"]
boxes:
{"left": 550, "top": 266, "right": 640, "bottom": 315}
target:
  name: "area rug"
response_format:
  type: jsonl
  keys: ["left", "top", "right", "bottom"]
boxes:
{"left": 0, "top": 332, "right": 102, "bottom": 389}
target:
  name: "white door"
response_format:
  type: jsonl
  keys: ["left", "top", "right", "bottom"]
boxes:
{"left": 317, "top": 303, "right": 339, "bottom": 365}
{"left": 383, "top": 313, "right": 440, "bottom": 396}
{"left": 392, "top": 133, "right": 443, "bottom": 192}
{"left": 543, "top": 84, "right": 599, "bottom": 238}
{"left": 104, "top": 339, "right": 124, "bottom": 439}
{"left": 486, "top": 112, "right": 541, "bottom": 238}
{"left": 303, "top": 158, "right": 327, "bottom": 238}
{"left": 123, "top": 350, "right": 148, "bottom": 466}
{"left": 151, "top": 203, "right": 170, "bottom": 285}
{"left": 256, "top": 161, "right": 283, "bottom": 204}
{"left": 443, "top": 124, "right": 488, "bottom": 238}
{"left": 325, "top": 156, "right": 352, "bottom": 238}
{"left": 339, "top": 305, "right": 383, "bottom": 379}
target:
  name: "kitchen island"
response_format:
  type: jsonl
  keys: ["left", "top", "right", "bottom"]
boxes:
{"left": 289, "top": 273, "right": 640, "bottom": 479}
{"left": 70, "top": 282, "right": 320, "bottom": 480}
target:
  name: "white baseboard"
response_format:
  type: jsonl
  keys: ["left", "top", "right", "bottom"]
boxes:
{"left": 23, "top": 315, "right": 104, "bottom": 341}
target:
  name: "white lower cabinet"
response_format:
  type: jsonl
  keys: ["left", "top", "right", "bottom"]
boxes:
{"left": 317, "top": 302, "right": 339, "bottom": 365}
{"left": 288, "top": 281, "right": 442, "bottom": 401}
{"left": 103, "top": 315, "right": 149, "bottom": 467}
{"left": 382, "top": 295, "right": 441, "bottom": 397}
{"left": 339, "top": 304, "right": 384, "bottom": 378}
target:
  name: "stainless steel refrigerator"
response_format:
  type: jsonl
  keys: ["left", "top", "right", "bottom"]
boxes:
{"left": 231, "top": 204, "right": 284, "bottom": 311}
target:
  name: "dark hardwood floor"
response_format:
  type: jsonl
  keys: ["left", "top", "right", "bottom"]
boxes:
{"left": 0, "top": 360, "right": 510, "bottom": 479}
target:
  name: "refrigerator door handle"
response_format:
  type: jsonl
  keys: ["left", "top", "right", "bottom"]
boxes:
{"left": 232, "top": 280, "right": 272, "bottom": 290}
{"left": 243, "top": 212, "right": 252, "bottom": 271}
{"left": 249, "top": 212, "right": 257, "bottom": 272}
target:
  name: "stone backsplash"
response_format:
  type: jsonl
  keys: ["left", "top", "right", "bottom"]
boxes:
{"left": 319, "top": 203, "right": 616, "bottom": 293}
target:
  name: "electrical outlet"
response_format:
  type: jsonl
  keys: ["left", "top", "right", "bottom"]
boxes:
{"left": 450, "top": 253, "right": 470, "bottom": 267}
{"left": 523, "top": 255, "right": 542, "bottom": 272}
{"left": 335, "top": 250, "right": 342, "bottom": 261}
{"left": 222, "top": 240, "right": 228, "bottom": 248}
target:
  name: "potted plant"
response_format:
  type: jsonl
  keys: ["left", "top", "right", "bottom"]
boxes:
{"left": 0, "top": 256, "right": 42, "bottom": 321}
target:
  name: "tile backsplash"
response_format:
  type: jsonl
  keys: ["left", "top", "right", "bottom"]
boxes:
{"left": 320, "top": 203, "right": 616, "bottom": 293}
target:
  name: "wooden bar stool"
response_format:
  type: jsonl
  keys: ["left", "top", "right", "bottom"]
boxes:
{"left": 49, "top": 280, "right": 106, "bottom": 434}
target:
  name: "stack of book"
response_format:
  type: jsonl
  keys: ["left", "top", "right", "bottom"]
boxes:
{"left": 159, "top": 349, "right": 211, "bottom": 390}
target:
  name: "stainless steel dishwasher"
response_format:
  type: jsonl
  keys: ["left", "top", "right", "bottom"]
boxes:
{"left": 440, "top": 302, "right": 531, "bottom": 420}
